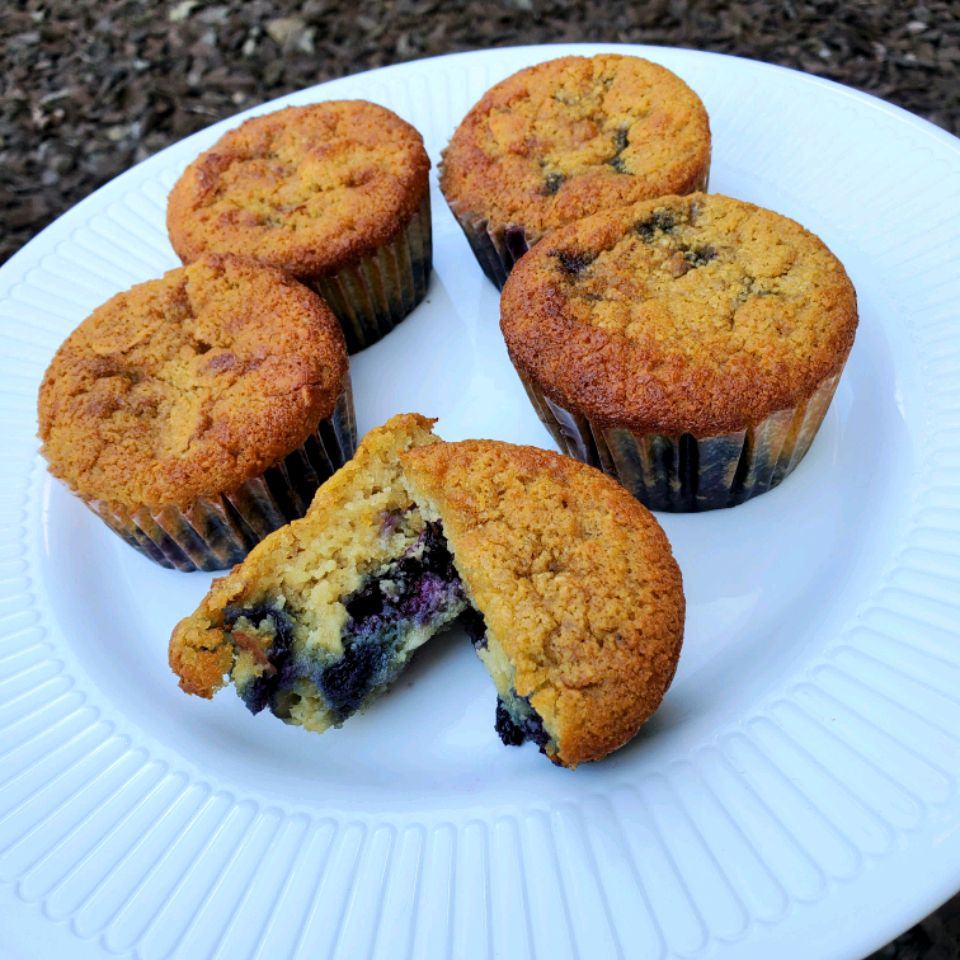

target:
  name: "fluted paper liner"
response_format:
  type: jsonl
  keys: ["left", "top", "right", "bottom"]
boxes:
{"left": 309, "top": 193, "right": 432, "bottom": 352}
{"left": 521, "top": 371, "right": 841, "bottom": 512}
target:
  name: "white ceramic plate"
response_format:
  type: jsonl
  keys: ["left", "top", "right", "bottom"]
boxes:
{"left": 2, "top": 43, "right": 959, "bottom": 960}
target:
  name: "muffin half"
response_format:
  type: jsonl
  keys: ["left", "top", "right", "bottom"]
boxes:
{"left": 170, "top": 415, "right": 462, "bottom": 729}
{"left": 402, "top": 437, "right": 685, "bottom": 767}
{"left": 167, "top": 101, "right": 432, "bottom": 351}
{"left": 441, "top": 54, "right": 710, "bottom": 287}
{"left": 501, "top": 193, "right": 858, "bottom": 511}
{"left": 38, "top": 254, "right": 355, "bottom": 570}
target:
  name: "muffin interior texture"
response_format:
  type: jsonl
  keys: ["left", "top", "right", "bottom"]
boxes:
{"left": 220, "top": 515, "right": 467, "bottom": 731}
{"left": 37, "top": 254, "right": 347, "bottom": 508}
{"left": 167, "top": 101, "right": 430, "bottom": 277}
{"left": 441, "top": 54, "right": 710, "bottom": 236}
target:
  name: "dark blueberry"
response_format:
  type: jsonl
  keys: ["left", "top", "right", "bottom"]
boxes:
{"left": 344, "top": 579, "right": 385, "bottom": 621}
{"left": 495, "top": 699, "right": 526, "bottom": 746}
{"left": 553, "top": 250, "right": 596, "bottom": 277}
{"left": 607, "top": 128, "right": 629, "bottom": 173}
{"left": 318, "top": 639, "right": 385, "bottom": 718}
{"left": 543, "top": 172, "right": 565, "bottom": 195}
{"left": 460, "top": 606, "right": 487, "bottom": 650}
{"left": 402, "top": 572, "right": 453, "bottom": 625}
{"left": 494, "top": 695, "right": 551, "bottom": 751}
{"left": 683, "top": 245, "right": 716, "bottom": 267}
{"left": 239, "top": 676, "right": 272, "bottom": 714}
{"left": 635, "top": 210, "right": 676, "bottom": 242}
{"left": 223, "top": 602, "right": 296, "bottom": 715}
{"left": 416, "top": 522, "right": 460, "bottom": 580}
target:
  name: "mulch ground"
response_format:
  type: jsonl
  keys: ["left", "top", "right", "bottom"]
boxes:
{"left": 3, "top": 3, "right": 960, "bottom": 956}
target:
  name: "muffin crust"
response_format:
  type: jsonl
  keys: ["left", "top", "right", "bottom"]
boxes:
{"left": 501, "top": 192, "right": 858, "bottom": 437}
{"left": 441, "top": 55, "right": 710, "bottom": 240}
{"left": 167, "top": 101, "right": 430, "bottom": 278}
{"left": 38, "top": 254, "right": 347, "bottom": 509}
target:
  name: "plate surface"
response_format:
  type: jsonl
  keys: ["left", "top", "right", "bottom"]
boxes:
{"left": 2, "top": 43, "right": 960, "bottom": 960}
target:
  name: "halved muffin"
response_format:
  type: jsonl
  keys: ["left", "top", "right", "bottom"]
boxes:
{"left": 170, "top": 415, "right": 685, "bottom": 766}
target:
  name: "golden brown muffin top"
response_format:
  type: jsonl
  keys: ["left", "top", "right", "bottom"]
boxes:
{"left": 167, "top": 101, "right": 430, "bottom": 277}
{"left": 401, "top": 439, "right": 685, "bottom": 768}
{"left": 38, "top": 254, "right": 348, "bottom": 509}
{"left": 440, "top": 55, "right": 710, "bottom": 239}
{"left": 501, "top": 193, "right": 858, "bottom": 437}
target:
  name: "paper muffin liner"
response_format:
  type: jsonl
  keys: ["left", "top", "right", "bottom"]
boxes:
{"left": 86, "top": 386, "right": 358, "bottom": 571}
{"left": 308, "top": 193, "right": 432, "bottom": 353}
{"left": 447, "top": 170, "right": 710, "bottom": 291}
{"left": 519, "top": 371, "right": 841, "bottom": 512}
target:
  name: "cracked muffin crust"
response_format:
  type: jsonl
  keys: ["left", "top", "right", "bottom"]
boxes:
{"left": 402, "top": 439, "right": 685, "bottom": 768}
{"left": 38, "top": 254, "right": 355, "bottom": 570}
{"left": 167, "top": 101, "right": 432, "bottom": 351}
{"left": 501, "top": 192, "right": 858, "bottom": 510}
{"left": 171, "top": 415, "right": 684, "bottom": 768}
{"left": 440, "top": 54, "right": 710, "bottom": 287}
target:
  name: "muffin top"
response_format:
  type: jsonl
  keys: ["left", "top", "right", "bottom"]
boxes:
{"left": 167, "top": 101, "right": 430, "bottom": 278}
{"left": 440, "top": 54, "right": 710, "bottom": 239}
{"left": 38, "top": 254, "right": 348, "bottom": 509}
{"left": 501, "top": 192, "right": 858, "bottom": 437}
{"left": 401, "top": 439, "right": 685, "bottom": 767}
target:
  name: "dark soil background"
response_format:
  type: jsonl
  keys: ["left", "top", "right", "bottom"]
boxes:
{"left": 3, "top": 2, "right": 960, "bottom": 957}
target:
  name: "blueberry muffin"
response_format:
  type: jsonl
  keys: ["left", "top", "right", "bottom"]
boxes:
{"left": 167, "top": 101, "right": 432, "bottom": 352}
{"left": 37, "top": 254, "right": 355, "bottom": 571}
{"left": 169, "top": 414, "right": 466, "bottom": 729}
{"left": 500, "top": 192, "right": 859, "bottom": 511}
{"left": 441, "top": 54, "right": 710, "bottom": 288}
{"left": 402, "top": 439, "right": 684, "bottom": 768}
{"left": 171, "top": 415, "right": 685, "bottom": 768}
